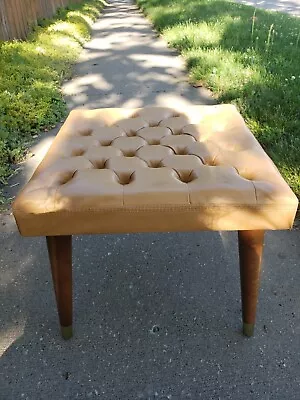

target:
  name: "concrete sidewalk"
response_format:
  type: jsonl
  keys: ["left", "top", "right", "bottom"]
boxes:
{"left": 236, "top": 0, "right": 300, "bottom": 17}
{"left": 1, "top": 1, "right": 300, "bottom": 399}
{"left": 62, "top": 0, "right": 214, "bottom": 109}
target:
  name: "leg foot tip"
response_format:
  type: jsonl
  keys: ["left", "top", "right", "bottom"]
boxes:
{"left": 61, "top": 325, "right": 73, "bottom": 340}
{"left": 243, "top": 323, "right": 254, "bottom": 337}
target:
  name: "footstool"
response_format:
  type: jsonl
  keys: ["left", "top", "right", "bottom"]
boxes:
{"left": 13, "top": 105, "right": 298, "bottom": 339}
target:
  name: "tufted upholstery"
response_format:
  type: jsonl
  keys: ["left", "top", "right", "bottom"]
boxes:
{"left": 13, "top": 105, "right": 298, "bottom": 236}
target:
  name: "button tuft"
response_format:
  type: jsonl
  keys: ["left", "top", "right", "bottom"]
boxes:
{"left": 117, "top": 172, "right": 134, "bottom": 185}
{"left": 79, "top": 129, "right": 93, "bottom": 136}
{"left": 123, "top": 151, "right": 136, "bottom": 157}
{"left": 59, "top": 171, "right": 77, "bottom": 185}
{"left": 71, "top": 149, "right": 85, "bottom": 157}
{"left": 176, "top": 148, "right": 188, "bottom": 155}
{"left": 149, "top": 161, "right": 162, "bottom": 168}
{"left": 91, "top": 160, "right": 106, "bottom": 169}
{"left": 99, "top": 140, "right": 112, "bottom": 146}
{"left": 126, "top": 131, "right": 137, "bottom": 137}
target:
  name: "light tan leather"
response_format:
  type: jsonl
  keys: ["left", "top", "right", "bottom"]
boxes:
{"left": 13, "top": 105, "right": 298, "bottom": 236}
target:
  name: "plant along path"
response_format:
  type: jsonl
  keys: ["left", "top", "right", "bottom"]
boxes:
{"left": 0, "top": 0, "right": 104, "bottom": 186}
{"left": 137, "top": 0, "right": 300, "bottom": 197}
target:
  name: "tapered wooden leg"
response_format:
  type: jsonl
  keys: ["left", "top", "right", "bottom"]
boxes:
{"left": 46, "top": 235, "right": 73, "bottom": 339}
{"left": 238, "top": 230, "right": 264, "bottom": 337}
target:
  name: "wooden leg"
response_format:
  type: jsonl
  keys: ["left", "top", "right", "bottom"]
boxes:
{"left": 46, "top": 235, "right": 73, "bottom": 339}
{"left": 238, "top": 230, "right": 264, "bottom": 337}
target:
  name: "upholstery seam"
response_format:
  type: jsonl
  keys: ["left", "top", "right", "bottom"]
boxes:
{"left": 14, "top": 204, "right": 296, "bottom": 215}
{"left": 188, "top": 153, "right": 205, "bottom": 165}
{"left": 160, "top": 144, "right": 176, "bottom": 154}
{"left": 251, "top": 181, "right": 258, "bottom": 204}
{"left": 187, "top": 188, "right": 191, "bottom": 205}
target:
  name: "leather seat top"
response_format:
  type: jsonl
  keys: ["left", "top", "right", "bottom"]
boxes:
{"left": 13, "top": 105, "right": 298, "bottom": 236}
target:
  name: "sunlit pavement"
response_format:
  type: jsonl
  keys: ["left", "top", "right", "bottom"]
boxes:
{"left": 235, "top": 0, "right": 300, "bottom": 17}
{"left": 1, "top": 1, "right": 299, "bottom": 399}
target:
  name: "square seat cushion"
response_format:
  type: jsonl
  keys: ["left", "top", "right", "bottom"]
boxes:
{"left": 13, "top": 105, "right": 298, "bottom": 236}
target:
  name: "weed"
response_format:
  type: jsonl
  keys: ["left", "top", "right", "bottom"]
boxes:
{"left": 266, "top": 23, "right": 274, "bottom": 52}
{"left": 251, "top": 9, "right": 257, "bottom": 47}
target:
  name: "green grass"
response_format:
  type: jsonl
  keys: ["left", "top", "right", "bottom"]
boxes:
{"left": 0, "top": 0, "right": 104, "bottom": 184}
{"left": 137, "top": 0, "right": 300, "bottom": 197}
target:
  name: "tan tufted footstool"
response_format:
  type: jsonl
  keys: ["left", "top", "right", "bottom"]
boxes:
{"left": 13, "top": 105, "right": 298, "bottom": 339}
